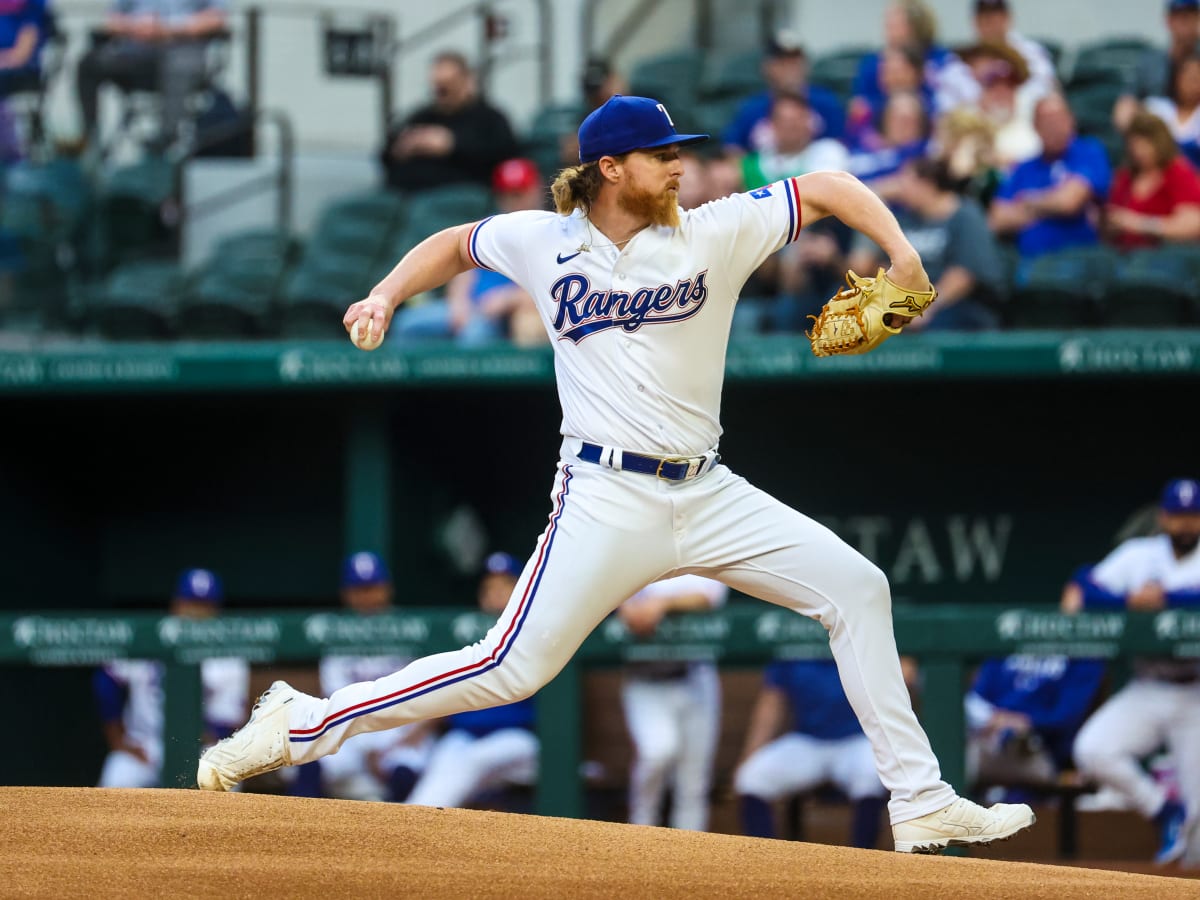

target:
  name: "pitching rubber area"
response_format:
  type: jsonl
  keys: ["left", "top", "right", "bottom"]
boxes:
{"left": 2, "top": 787, "right": 1198, "bottom": 899}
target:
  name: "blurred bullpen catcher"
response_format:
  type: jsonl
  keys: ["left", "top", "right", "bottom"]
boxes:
{"left": 199, "top": 94, "right": 1032, "bottom": 853}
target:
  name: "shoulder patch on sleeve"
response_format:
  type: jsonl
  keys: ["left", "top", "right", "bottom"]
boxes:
{"left": 749, "top": 185, "right": 772, "bottom": 199}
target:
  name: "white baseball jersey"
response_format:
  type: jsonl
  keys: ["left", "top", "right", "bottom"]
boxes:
{"left": 1089, "top": 535, "right": 1200, "bottom": 596}
{"left": 466, "top": 179, "right": 805, "bottom": 456}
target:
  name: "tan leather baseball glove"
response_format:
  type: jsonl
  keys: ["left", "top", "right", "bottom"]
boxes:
{"left": 805, "top": 268, "right": 938, "bottom": 358}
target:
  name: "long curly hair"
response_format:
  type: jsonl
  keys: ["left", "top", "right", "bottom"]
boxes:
{"left": 551, "top": 156, "right": 625, "bottom": 214}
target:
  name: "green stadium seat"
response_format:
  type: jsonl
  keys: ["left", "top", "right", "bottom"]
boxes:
{"left": 628, "top": 48, "right": 705, "bottom": 120}
{"left": 277, "top": 259, "right": 369, "bottom": 339}
{"left": 1065, "top": 82, "right": 1125, "bottom": 166}
{"left": 86, "top": 258, "right": 184, "bottom": 339}
{"left": 1065, "top": 38, "right": 1154, "bottom": 90}
{"left": 177, "top": 238, "right": 293, "bottom": 339}
{"left": 1007, "top": 245, "right": 1117, "bottom": 328}
{"left": 1102, "top": 246, "right": 1200, "bottom": 327}
{"left": 91, "top": 154, "right": 180, "bottom": 271}
{"left": 699, "top": 49, "right": 765, "bottom": 101}
{"left": 809, "top": 46, "right": 874, "bottom": 104}
{"left": 387, "top": 184, "right": 496, "bottom": 261}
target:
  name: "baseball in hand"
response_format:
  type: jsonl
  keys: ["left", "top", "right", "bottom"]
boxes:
{"left": 350, "top": 319, "right": 384, "bottom": 351}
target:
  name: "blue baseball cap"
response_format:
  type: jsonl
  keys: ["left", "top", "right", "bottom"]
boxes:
{"left": 578, "top": 95, "right": 708, "bottom": 163}
{"left": 1162, "top": 478, "right": 1200, "bottom": 513}
{"left": 175, "top": 568, "right": 223, "bottom": 603}
{"left": 341, "top": 551, "right": 391, "bottom": 587}
{"left": 485, "top": 552, "right": 523, "bottom": 578}
{"left": 1169, "top": 0, "right": 1200, "bottom": 11}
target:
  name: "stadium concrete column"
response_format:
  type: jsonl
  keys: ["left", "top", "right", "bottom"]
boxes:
{"left": 344, "top": 403, "right": 393, "bottom": 565}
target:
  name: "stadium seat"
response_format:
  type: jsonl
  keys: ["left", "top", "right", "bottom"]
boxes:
{"left": 277, "top": 257, "right": 371, "bottom": 339}
{"left": 1065, "top": 82, "right": 1125, "bottom": 166}
{"left": 523, "top": 102, "right": 585, "bottom": 179}
{"left": 86, "top": 258, "right": 184, "bottom": 339}
{"left": 1065, "top": 38, "right": 1154, "bottom": 90}
{"left": 808, "top": 46, "right": 874, "bottom": 104}
{"left": 1007, "top": 245, "right": 1117, "bottom": 328}
{"left": 699, "top": 48, "right": 765, "bottom": 102}
{"left": 176, "top": 230, "right": 296, "bottom": 339}
{"left": 386, "top": 184, "right": 495, "bottom": 261}
{"left": 91, "top": 154, "right": 179, "bottom": 271}
{"left": 628, "top": 48, "right": 704, "bottom": 126}
{"left": 1102, "top": 246, "right": 1200, "bottom": 326}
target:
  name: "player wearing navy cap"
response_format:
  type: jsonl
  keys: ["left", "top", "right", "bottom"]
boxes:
{"left": 201, "top": 92, "right": 1034, "bottom": 854}
{"left": 1064, "top": 479, "right": 1200, "bottom": 866}
{"left": 96, "top": 569, "right": 247, "bottom": 788}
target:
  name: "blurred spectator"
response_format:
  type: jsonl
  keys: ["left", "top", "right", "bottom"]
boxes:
{"left": 733, "top": 92, "right": 851, "bottom": 334}
{"left": 850, "top": 157, "right": 1004, "bottom": 331}
{"left": 958, "top": 40, "right": 1041, "bottom": 170}
{"left": 1144, "top": 51, "right": 1200, "bottom": 166}
{"left": 848, "top": 0, "right": 979, "bottom": 143}
{"left": 1123, "top": 0, "right": 1200, "bottom": 112}
{"left": 738, "top": 92, "right": 849, "bottom": 190}
{"left": 932, "top": 105, "right": 1003, "bottom": 205}
{"left": 722, "top": 30, "right": 846, "bottom": 155}
{"left": 308, "top": 552, "right": 433, "bottom": 803}
{"left": 75, "top": 0, "right": 228, "bottom": 151}
{"left": 94, "top": 568, "right": 248, "bottom": 788}
{"left": 968, "top": 0, "right": 1057, "bottom": 104}
{"left": 0, "top": 0, "right": 48, "bottom": 97}
{"left": 988, "top": 92, "right": 1111, "bottom": 274}
{"left": 734, "top": 659, "right": 887, "bottom": 849}
{"left": 965, "top": 655, "right": 1106, "bottom": 804}
{"left": 619, "top": 575, "right": 726, "bottom": 832}
{"left": 380, "top": 50, "right": 518, "bottom": 193}
{"left": 1064, "top": 478, "right": 1200, "bottom": 867}
{"left": 1104, "top": 109, "right": 1200, "bottom": 251}
{"left": 405, "top": 552, "right": 538, "bottom": 811}
{"left": 391, "top": 157, "right": 548, "bottom": 347}
{"left": 847, "top": 90, "right": 931, "bottom": 200}
{"left": 849, "top": 42, "right": 932, "bottom": 152}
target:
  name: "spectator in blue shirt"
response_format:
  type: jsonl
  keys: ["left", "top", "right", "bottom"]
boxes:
{"left": 734, "top": 659, "right": 887, "bottom": 849}
{"left": 0, "top": 0, "right": 47, "bottom": 96}
{"left": 965, "top": 654, "right": 1106, "bottom": 804}
{"left": 722, "top": 30, "right": 845, "bottom": 154}
{"left": 988, "top": 91, "right": 1112, "bottom": 274}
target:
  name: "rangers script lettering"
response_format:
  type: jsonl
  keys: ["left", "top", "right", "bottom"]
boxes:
{"left": 550, "top": 270, "right": 709, "bottom": 342}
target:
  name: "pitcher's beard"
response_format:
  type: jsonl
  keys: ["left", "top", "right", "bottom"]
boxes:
{"left": 619, "top": 183, "right": 681, "bottom": 228}
{"left": 1170, "top": 533, "right": 1200, "bottom": 556}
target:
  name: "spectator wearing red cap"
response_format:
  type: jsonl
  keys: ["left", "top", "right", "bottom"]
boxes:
{"left": 391, "top": 158, "right": 549, "bottom": 347}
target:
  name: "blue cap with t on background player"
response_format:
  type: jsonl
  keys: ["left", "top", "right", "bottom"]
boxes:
{"left": 175, "top": 568, "right": 223, "bottom": 603}
{"left": 577, "top": 95, "right": 708, "bottom": 163}
{"left": 341, "top": 550, "right": 391, "bottom": 587}
{"left": 485, "top": 551, "right": 523, "bottom": 578}
{"left": 1162, "top": 478, "right": 1200, "bottom": 513}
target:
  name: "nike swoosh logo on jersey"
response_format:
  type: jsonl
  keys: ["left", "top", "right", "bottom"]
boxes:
{"left": 556, "top": 251, "right": 582, "bottom": 264}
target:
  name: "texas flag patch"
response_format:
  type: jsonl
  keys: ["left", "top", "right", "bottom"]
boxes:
{"left": 749, "top": 186, "right": 772, "bottom": 199}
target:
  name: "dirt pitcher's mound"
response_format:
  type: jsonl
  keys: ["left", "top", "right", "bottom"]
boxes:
{"left": 2, "top": 787, "right": 1198, "bottom": 899}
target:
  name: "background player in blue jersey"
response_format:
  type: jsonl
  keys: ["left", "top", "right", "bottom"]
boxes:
{"left": 965, "top": 654, "right": 1106, "bottom": 802}
{"left": 734, "top": 659, "right": 887, "bottom": 849}
{"left": 404, "top": 552, "right": 538, "bottom": 810}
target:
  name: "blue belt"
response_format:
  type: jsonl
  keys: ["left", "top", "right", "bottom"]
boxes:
{"left": 579, "top": 442, "right": 719, "bottom": 482}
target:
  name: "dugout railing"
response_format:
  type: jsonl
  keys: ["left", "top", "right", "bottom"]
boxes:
{"left": 3, "top": 604, "right": 1197, "bottom": 826}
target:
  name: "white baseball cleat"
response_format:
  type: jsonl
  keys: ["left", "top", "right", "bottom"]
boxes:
{"left": 893, "top": 797, "right": 1036, "bottom": 853}
{"left": 197, "top": 680, "right": 302, "bottom": 792}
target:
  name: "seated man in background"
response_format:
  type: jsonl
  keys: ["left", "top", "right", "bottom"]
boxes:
{"left": 1105, "top": 109, "right": 1200, "bottom": 251}
{"left": 965, "top": 654, "right": 1106, "bottom": 803}
{"left": 380, "top": 50, "right": 518, "bottom": 194}
{"left": 988, "top": 92, "right": 1111, "bottom": 279}
{"left": 619, "top": 574, "right": 727, "bottom": 832}
{"left": 0, "top": 0, "right": 48, "bottom": 96}
{"left": 95, "top": 568, "right": 247, "bottom": 788}
{"left": 722, "top": 30, "right": 845, "bottom": 156}
{"left": 849, "top": 157, "right": 1004, "bottom": 331}
{"left": 404, "top": 552, "right": 538, "bottom": 811}
{"left": 75, "top": 0, "right": 228, "bottom": 151}
{"left": 310, "top": 551, "right": 433, "bottom": 802}
{"left": 734, "top": 659, "right": 887, "bottom": 850}
{"left": 1063, "top": 478, "right": 1200, "bottom": 867}
{"left": 390, "top": 157, "right": 547, "bottom": 347}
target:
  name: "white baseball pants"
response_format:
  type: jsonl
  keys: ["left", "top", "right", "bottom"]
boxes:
{"left": 287, "top": 449, "right": 957, "bottom": 824}
{"left": 405, "top": 728, "right": 538, "bottom": 809}
{"left": 97, "top": 748, "right": 160, "bottom": 789}
{"left": 621, "top": 663, "right": 721, "bottom": 830}
{"left": 735, "top": 733, "right": 885, "bottom": 802}
{"left": 1074, "top": 679, "right": 1200, "bottom": 819}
